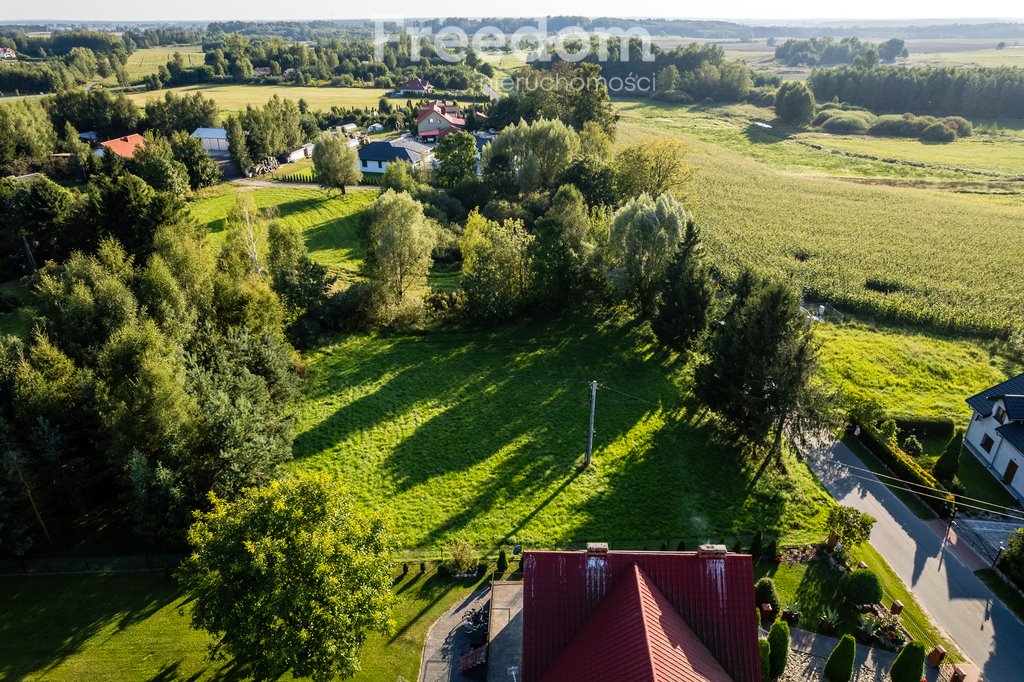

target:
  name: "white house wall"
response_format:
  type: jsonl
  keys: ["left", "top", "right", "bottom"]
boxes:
{"left": 966, "top": 416, "right": 997, "bottom": 465}
{"left": 965, "top": 401, "right": 1024, "bottom": 501}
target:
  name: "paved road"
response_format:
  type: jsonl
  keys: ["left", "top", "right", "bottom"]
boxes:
{"left": 807, "top": 441, "right": 1024, "bottom": 680}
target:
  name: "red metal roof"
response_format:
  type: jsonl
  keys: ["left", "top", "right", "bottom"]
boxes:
{"left": 539, "top": 564, "right": 734, "bottom": 682}
{"left": 522, "top": 549, "right": 761, "bottom": 682}
{"left": 100, "top": 134, "right": 145, "bottom": 159}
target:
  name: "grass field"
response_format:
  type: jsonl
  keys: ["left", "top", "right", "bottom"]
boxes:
{"left": 614, "top": 100, "right": 1024, "bottom": 337}
{"left": 120, "top": 45, "right": 205, "bottom": 81}
{"left": 814, "top": 323, "right": 1019, "bottom": 421}
{"left": 125, "top": 84, "right": 389, "bottom": 114}
{"left": 0, "top": 567, "right": 485, "bottom": 681}
{"left": 189, "top": 185, "right": 374, "bottom": 282}
{"left": 292, "top": 314, "right": 834, "bottom": 550}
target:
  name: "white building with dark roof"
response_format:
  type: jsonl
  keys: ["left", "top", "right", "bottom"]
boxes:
{"left": 965, "top": 373, "right": 1024, "bottom": 502}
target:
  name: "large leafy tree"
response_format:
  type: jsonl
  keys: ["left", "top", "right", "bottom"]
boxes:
{"left": 609, "top": 192, "right": 687, "bottom": 315}
{"left": 169, "top": 131, "right": 222, "bottom": 190}
{"left": 529, "top": 184, "right": 596, "bottom": 309}
{"left": 651, "top": 220, "right": 713, "bottom": 353}
{"left": 433, "top": 130, "right": 477, "bottom": 188}
{"left": 179, "top": 474, "right": 394, "bottom": 682}
{"left": 695, "top": 271, "right": 835, "bottom": 456}
{"left": 614, "top": 137, "right": 693, "bottom": 201}
{"left": 312, "top": 133, "right": 361, "bottom": 194}
{"left": 363, "top": 190, "right": 436, "bottom": 303}
{"left": 483, "top": 118, "right": 580, "bottom": 194}
{"left": 827, "top": 505, "right": 876, "bottom": 549}
{"left": 144, "top": 91, "right": 218, "bottom": 137}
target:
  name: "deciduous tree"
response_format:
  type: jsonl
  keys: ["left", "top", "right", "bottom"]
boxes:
{"left": 179, "top": 474, "right": 394, "bottom": 682}
{"left": 312, "top": 133, "right": 361, "bottom": 194}
{"left": 609, "top": 192, "right": 687, "bottom": 315}
{"left": 363, "top": 190, "right": 436, "bottom": 303}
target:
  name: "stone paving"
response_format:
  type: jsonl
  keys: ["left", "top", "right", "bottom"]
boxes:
{"left": 784, "top": 628, "right": 951, "bottom": 682}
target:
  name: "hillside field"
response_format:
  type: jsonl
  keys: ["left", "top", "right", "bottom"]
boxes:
{"left": 615, "top": 100, "right": 1024, "bottom": 337}
{"left": 119, "top": 45, "right": 205, "bottom": 81}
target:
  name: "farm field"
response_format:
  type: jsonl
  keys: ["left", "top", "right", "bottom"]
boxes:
{"left": 615, "top": 100, "right": 1024, "bottom": 337}
{"left": 124, "top": 84, "right": 389, "bottom": 113}
{"left": 0, "top": 567, "right": 485, "bottom": 681}
{"left": 119, "top": 45, "right": 205, "bottom": 81}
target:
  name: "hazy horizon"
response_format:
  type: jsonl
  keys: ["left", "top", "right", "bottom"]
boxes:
{"left": 3, "top": 1, "right": 1023, "bottom": 24}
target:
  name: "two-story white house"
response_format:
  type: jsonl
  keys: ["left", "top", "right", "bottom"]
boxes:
{"left": 964, "top": 372, "right": 1024, "bottom": 502}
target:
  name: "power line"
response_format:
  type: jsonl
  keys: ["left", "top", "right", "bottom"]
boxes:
{"left": 596, "top": 382, "right": 661, "bottom": 408}
{"left": 843, "top": 472, "right": 1024, "bottom": 524}
{"left": 823, "top": 453, "right": 1024, "bottom": 517}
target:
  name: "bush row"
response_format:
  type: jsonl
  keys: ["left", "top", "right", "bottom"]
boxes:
{"left": 851, "top": 419, "right": 953, "bottom": 516}
{"left": 813, "top": 108, "right": 973, "bottom": 142}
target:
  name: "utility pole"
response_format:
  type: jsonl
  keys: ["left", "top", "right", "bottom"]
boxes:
{"left": 945, "top": 502, "right": 957, "bottom": 543}
{"left": 585, "top": 380, "right": 597, "bottom": 468}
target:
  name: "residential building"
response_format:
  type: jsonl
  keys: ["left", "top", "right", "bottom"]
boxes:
{"left": 190, "top": 127, "right": 229, "bottom": 154}
{"left": 254, "top": 66, "right": 272, "bottom": 77}
{"left": 416, "top": 101, "right": 466, "bottom": 141}
{"left": 965, "top": 373, "right": 1024, "bottom": 502}
{"left": 397, "top": 77, "right": 434, "bottom": 95}
{"left": 486, "top": 543, "right": 762, "bottom": 681}
{"left": 97, "top": 134, "right": 146, "bottom": 159}
{"left": 357, "top": 136, "right": 432, "bottom": 174}
{"left": 0, "top": 47, "right": 16, "bottom": 60}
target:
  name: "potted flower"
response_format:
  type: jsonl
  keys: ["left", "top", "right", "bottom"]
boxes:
{"left": 782, "top": 601, "right": 801, "bottom": 626}
{"left": 819, "top": 607, "right": 839, "bottom": 635}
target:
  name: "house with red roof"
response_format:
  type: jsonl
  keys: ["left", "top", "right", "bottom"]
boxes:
{"left": 398, "top": 77, "right": 434, "bottom": 95}
{"left": 97, "top": 134, "right": 146, "bottom": 159}
{"left": 416, "top": 101, "right": 466, "bottom": 142}
{"left": 0, "top": 47, "right": 16, "bottom": 60}
{"left": 515, "top": 543, "right": 762, "bottom": 681}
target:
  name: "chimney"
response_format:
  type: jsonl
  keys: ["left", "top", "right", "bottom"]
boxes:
{"left": 697, "top": 544, "right": 728, "bottom": 558}
{"left": 586, "top": 542, "right": 609, "bottom": 556}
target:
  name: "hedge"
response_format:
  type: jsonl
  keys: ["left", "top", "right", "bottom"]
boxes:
{"left": 851, "top": 419, "right": 953, "bottom": 515}
{"left": 759, "top": 638, "right": 771, "bottom": 682}
{"left": 895, "top": 416, "right": 955, "bottom": 442}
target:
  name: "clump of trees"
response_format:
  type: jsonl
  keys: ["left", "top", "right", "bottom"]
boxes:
{"left": 775, "top": 81, "right": 816, "bottom": 126}
{"left": 774, "top": 36, "right": 905, "bottom": 67}
{"left": 311, "top": 133, "right": 361, "bottom": 194}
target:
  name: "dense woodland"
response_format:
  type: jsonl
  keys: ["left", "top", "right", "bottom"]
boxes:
{"left": 808, "top": 64, "right": 1024, "bottom": 119}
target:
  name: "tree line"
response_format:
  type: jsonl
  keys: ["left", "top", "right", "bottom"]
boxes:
{"left": 774, "top": 37, "right": 907, "bottom": 67}
{"left": 807, "top": 65, "right": 1024, "bottom": 119}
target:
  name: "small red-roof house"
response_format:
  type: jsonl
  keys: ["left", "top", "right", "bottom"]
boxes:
{"left": 521, "top": 544, "right": 762, "bottom": 681}
{"left": 416, "top": 101, "right": 466, "bottom": 141}
{"left": 98, "top": 134, "right": 146, "bottom": 159}
{"left": 0, "top": 47, "right": 17, "bottom": 60}
{"left": 398, "top": 77, "right": 434, "bottom": 94}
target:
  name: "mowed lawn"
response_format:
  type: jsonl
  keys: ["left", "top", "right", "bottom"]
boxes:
{"left": 292, "top": 315, "right": 834, "bottom": 550}
{"left": 125, "top": 84, "right": 390, "bottom": 113}
{"left": 0, "top": 568, "right": 485, "bottom": 681}
{"left": 190, "top": 185, "right": 373, "bottom": 281}
{"left": 615, "top": 101, "right": 1024, "bottom": 336}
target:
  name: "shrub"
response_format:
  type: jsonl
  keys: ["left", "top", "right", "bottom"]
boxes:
{"left": 751, "top": 529, "right": 763, "bottom": 563}
{"left": 933, "top": 428, "right": 963, "bottom": 484}
{"left": 1000, "top": 528, "right": 1024, "bottom": 590}
{"left": 842, "top": 569, "right": 884, "bottom": 606}
{"left": 677, "top": 540, "right": 686, "bottom": 551}
{"left": 759, "top": 638, "right": 771, "bottom": 682}
{"left": 755, "top": 577, "right": 781, "bottom": 615}
{"left": 444, "top": 539, "right": 479, "bottom": 575}
{"left": 818, "top": 110, "right": 874, "bottom": 134}
{"left": 497, "top": 546, "right": 508, "bottom": 572}
{"left": 824, "top": 634, "right": 856, "bottom": 682}
{"left": 853, "top": 418, "right": 953, "bottom": 515}
{"left": 768, "top": 620, "right": 790, "bottom": 678}
{"left": 402, "top": 562, "right": 409, "bottom": 576}
{"left": 732, "top": 538, "right": 743, "bottom": 553}
{"left": 901, "top": 435, "right": 923, "bottom": 456}
{"left": 890, "top": 641, "right": 925, "bottom": 682}
{"left": 420, "top": 561, "right": 426, "bottom": 573}
{"left": 921, "top": 121, "right": 956, "bottom": 142}
{"left": 943, "top": 116, "right": 973, "bottom": 137}
{"left": 766, "top": 537, "right": 779, "bottom": 561}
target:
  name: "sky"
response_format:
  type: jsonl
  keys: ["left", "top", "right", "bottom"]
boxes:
{"left": 4, "top": 1, "right": 1023, "bottom": 23}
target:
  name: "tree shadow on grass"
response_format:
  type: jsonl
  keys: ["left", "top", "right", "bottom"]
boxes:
{"left": 0, "top": 573, "right": 183, "bottom": 680}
